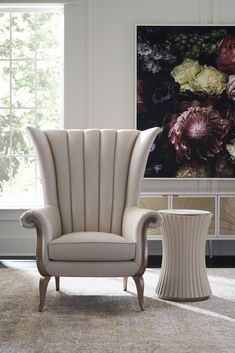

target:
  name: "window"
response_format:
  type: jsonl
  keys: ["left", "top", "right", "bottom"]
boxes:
{"left": 0, "top": 5, "right": 64, "bottom": 207}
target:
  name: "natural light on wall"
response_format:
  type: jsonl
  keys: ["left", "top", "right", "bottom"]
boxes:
{"left": 0, "top": 5, "right": 64, "bottom": 207}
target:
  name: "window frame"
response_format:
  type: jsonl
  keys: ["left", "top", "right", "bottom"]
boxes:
{"left": 0, "top": 1, "right": 83, "bottom": 209}
{"left": 0, "top": 3, "right": 65, "bottom": 208}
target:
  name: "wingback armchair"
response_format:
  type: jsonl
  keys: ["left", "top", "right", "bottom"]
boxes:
{"left": 21, "top": 127, "right": 162, "bottom": 311}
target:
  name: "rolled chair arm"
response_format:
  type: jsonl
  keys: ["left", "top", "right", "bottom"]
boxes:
{"left": 122, "top": 206, "right": 162, "bottom": 272}
{"left": 20, "top": 206, "right": 62, "bottom": 239}
{"left": 122, "top": 206, "right": 162, "bottom": 240}
{"left": 20, "top": 206, "right": 62, "bottom": 276}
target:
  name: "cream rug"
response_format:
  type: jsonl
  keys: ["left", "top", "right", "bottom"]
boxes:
{"left": 0, "top": 262, "right": 235, "bottom": 353}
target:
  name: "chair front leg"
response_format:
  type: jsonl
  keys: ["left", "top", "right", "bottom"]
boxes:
{"left": 38, "top": 276, "right": 51, "bottom": 312}
{"left": 133, "top": 275, "right": 144, "bottom": 311}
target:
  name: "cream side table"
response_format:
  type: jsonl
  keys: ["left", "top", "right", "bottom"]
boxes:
{"left": 156, "top": 209, "right": 212, "bottom": 301}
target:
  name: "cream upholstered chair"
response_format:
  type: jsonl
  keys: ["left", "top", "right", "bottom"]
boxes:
{"left": 20, "top": 127, "right": 162, "bottom": 311}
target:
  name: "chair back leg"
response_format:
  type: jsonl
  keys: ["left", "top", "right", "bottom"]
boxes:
{"left": 123, "top": 277, "right": 128, "bottom": 291}
{"left": 55, "top": 276, "right": 60, "bottom": 291}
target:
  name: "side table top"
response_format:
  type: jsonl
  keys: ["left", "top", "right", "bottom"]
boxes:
{"left": 158, "top": 209, "right": 212, "bottom": 216}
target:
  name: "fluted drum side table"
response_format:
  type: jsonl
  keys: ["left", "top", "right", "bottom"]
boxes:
{"left": 156, "top": 209, "right": 212, "bottom": 301}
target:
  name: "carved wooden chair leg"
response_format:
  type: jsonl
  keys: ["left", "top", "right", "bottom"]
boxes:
{"left": 133, "top": 275, "right": 144, "bottom": 311}
{"left": 123, "top": 277, "right": 128, "bottom": 291}
{"left": 55, "top": 276, "right": 60, "bottom": 291}
{"left": 38, "top": 276, "right": 51, "bottom": 312}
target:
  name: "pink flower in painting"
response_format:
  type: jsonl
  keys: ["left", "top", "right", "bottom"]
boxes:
{"left": 168, "top": 106, "right": 231, "bottom": 163}
{"left": 217, "top": 36, "right": 235, "bottom": 74}
{"left": 137, "top": 80, "right": 146, "bottom": 113}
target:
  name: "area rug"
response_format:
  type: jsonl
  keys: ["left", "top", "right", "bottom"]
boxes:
{"left": 0, "top": 262, "right": 235, "bottom": 353}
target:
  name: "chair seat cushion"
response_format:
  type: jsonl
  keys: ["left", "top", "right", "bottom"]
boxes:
{"left": 48, "top": 232, "right": 136, "bottom": 261}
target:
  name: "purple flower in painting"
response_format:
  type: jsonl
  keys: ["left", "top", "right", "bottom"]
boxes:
{"left": 226, "top": 75, "right": 235, "bottom": 101}
{"left": 150, "top": 75, "right": 180, "bottom": 105}
{"left": 217, "top": 35, "right": 235, "bottom": 74}
{"left": 137, "top": 80, "right": 146, "bottom": 113}
{"left": 168, "top": 106, "right": 231, "bottom": 163}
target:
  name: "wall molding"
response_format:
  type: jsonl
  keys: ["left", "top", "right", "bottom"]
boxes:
{"left": 64, "top": 2, "right": 87, "bottom": 129}
{"left": 199, "top": 0, "right": 218, "bottom": 24}
{"left": 86, "top": 0, "right": 95, "bottom": 128}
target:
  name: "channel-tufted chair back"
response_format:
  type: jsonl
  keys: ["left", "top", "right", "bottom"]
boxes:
{"left": 27, "top": 127, "right": 158, "bottom": 235}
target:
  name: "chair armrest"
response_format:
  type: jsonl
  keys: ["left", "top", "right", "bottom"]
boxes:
{"left": 20, "top": 206, "right": 62, "bottom": 276}
{"left": 20, "top": 206, "right": 62, "bottom": 241}
{"left": 122, "top": 206, "right": 162, "bottom": 272}
{"left": 122, "top": 206, "right": 162, "bottom": 241}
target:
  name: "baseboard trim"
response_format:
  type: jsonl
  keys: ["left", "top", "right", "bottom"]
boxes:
{"left": 148, "top": 255, "right": 235, "bottom": 268}
{"left": 1, "top": 255, "right": 234, "bottom": 268}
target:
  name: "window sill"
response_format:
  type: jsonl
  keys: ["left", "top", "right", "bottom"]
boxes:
{"left": 0, "top": 206, "right": 42, "bottom": 210}
{"left": 0, "top": 207, "right": 42, "bottom": 221}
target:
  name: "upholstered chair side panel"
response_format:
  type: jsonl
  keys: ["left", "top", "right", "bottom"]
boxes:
{"left": 99, "top": 130, "right": 116, "bottom": 233}
{"left": 67, "top": 130, "right": 85, "bottom": 232}
{"left": 111, "top": 130, "right": 139, "bottom": 235}
{"left": 83, "top": 130, "right": 100, "bottom": 231}
{"left": 125, "top": 127, "right": 160, "bottom": 208}
{"left": 27, "top": 127, "right": 58, "bottom": 207}
{"left": 45, "top": 130, "right": 73, "bottom": 234}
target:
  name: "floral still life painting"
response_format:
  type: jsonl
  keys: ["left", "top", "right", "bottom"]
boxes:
{"left": 137, "top": 25, "right": 235, "bottom": 178}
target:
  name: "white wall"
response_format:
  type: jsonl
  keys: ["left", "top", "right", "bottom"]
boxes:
{"left": 1, "top": 0, "right": 235, "bottom": 256}
{"left": 77, "top": 0, "right": 201, "bottom": 129}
